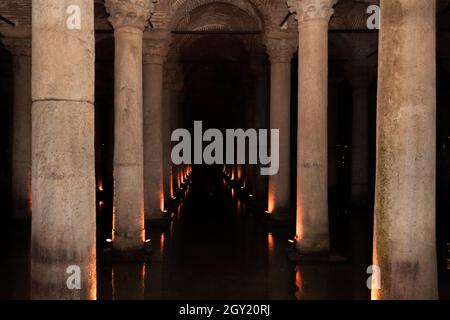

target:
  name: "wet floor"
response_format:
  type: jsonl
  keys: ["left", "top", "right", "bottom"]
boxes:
{"left": 97, "top": 167, "right": 373, "bottom": 300}
{"left": 1, "top": 166, "right": 449, "bottom": 299}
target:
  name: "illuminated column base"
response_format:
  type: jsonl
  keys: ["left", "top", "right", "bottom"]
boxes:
{"left": 372, "top": 0, "right": 438, "bottom": 300}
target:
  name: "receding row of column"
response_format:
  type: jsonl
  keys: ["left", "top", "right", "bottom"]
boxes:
{"left": 4, "top": 0, "right": 438, "bottom": 300}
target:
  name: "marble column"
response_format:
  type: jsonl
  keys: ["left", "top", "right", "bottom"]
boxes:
{"left": 288, "top": 0, "right": 337, "bottom": 254}
{"left": 265, "top": 35, "right": 297, "bottom": 221}
{"left": 3, "top": 38, "right": 32, "bottom": 220}
{"left": 348, "top": 60, "right": 372, "bottom": 209}
{"left": 372, "top": 0, "right": 438, "bottom": 300}
{"left": 31, "top": 0, "right": 96, "bottom": 299}
{"left": 105, "top": 0, "right": 154, "bottom": 252}
{"left": 143, "top": 31, "right": 168, "bottom": 220}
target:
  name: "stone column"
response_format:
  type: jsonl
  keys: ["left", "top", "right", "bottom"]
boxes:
{"left": 372, "top": 0, "right": 437, "bottom": 300}
{"left": 347, "top": 60, "right": 372, "bottom": 209}
{"left": 163, "top": 60, "right": 183, "bottom": 201}
{"left": 3, "top": 38, "right": 32, "bottom": 220}
{"left": 143, "top": 31, "right": 168, "bottom": 220}
{"left": 105, "top": 0, "right": 154, "bottom": 252}
{"left": 287, "top": 0, "right": 337, "bottom": 254}
{"left": 248, "top": 51, "right": 269, "bottom": 205}
{"left": 265, "top": 35, "right": 297, "bottom": 221}
{"left": 31, "top": 0, "right": 96, "bottom": 299}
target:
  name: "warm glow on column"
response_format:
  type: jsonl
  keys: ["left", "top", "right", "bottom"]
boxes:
{"left": 296, "top": 192, "right": 304, "bottom": 242}
{"left": 160, "top": 191, "right": 165, "bottom": 212}
{"left": 267, "top": 190, "right": 275, "bottom": 214}
{"left": 88, "top": 246, "right": 97, "bottom": 300}
{"left": 112, "top": 206, "right": 116, "bottom": 241}
{"left": 160, "top": 232, "right": 165, "bottom": 258}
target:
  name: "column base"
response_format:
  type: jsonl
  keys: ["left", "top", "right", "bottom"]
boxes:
{"left": 286, "top": 247, "right": 346, "bottom": 263}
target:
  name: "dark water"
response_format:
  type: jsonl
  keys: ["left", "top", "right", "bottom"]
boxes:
{"left": 1, "top": 167, "right": 449, "bottom": 300}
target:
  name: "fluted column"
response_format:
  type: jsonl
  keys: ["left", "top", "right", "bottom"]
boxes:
{"left": 143, "top": 31, "right": 169, "bottom": 221}
{"left": 347, "top": 60, "right": 372, "bottom": 209}
{"left": 106, "top": 0, "right": 154, "bottom": 252}
{"left": 31, "top": 0, "right": 96, "bottom": 299}
{"left": 265, "top": 35, "right": 297, "bottom": 220}
{"left": 3, "top": 38, "right": 32, "bottom": 220}
{"left": 372, "top": 0, "right": 437, "bottom": 300}
{"left": 288, "top": 0, "right": 337, "bottom": 254}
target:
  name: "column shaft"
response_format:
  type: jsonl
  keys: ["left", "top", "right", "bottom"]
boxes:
{"left": 143, "top": 45, "right": 165, "bottom": 220}
{"left": 288, "top": 0, "right": 337, "bottom": 254}
{"left": 266, "top": 37, "right": 295, "bottom": 220}
{"left": 31, "top": 0, "right": 96, "bottom": 299}
{"left": 372, "top": 0, "right": 437, "bottom": 300}
{"left": 113, "top": 27, "right": 145, "bottom": 251}
{"left": 106, "top": 0, "right": 155, "bottom": 251}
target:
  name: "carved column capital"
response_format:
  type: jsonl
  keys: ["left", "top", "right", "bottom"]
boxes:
{"left": 287, "top": 0, "right": 338, "bottom": 23}
{"left": 105, "top": 0, "right": 156, "bottom": 31}
{"left": 265, "top": 36, "right": 298, "bottom": 64}
{"left": 2, "top": 38, "right": 31, "bottom": 57}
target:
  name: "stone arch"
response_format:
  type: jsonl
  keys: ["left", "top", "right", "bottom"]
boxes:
{"left": 168, "top": 0, "right": 267, "bottom": 31}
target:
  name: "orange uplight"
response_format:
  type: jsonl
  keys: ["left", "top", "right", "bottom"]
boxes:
{"left": 98, "top": 179, "right": 104, "bottom": 191}
{"left": 160, "top": 192, "right": 165, "bottom": 212}
{"left": 267, "top": 191, "right": 275, "bottom": 214}
{"left": 296, "top": 193, "right": 304, "bottom": 242}
{"left": 160, "top": 233, "right": 165, "bottom": 258}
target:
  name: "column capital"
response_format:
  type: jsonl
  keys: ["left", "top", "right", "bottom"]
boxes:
{"left": 105, "top": 0, "right": 156, "bottom": 31}
{"left": 143, "top": 33, "right": 170, "bottom": 65}
{"left": 265, "top": 36, "right": 298, "bottom": 64}
{"left": 287, "top": 0, "right": 338, "bottom": 23}
{"left": 2, "top": 37, "right": 31, "bottom": 57}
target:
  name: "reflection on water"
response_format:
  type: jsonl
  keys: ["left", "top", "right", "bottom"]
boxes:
{"left": 111, "top": 262, "right": 145, "bottom": 300}
{"left": 3, "top": 166, "right": 450, "bottom": 299}
{"left": 295, "top": 266, "right": 303, "bottom": 300}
